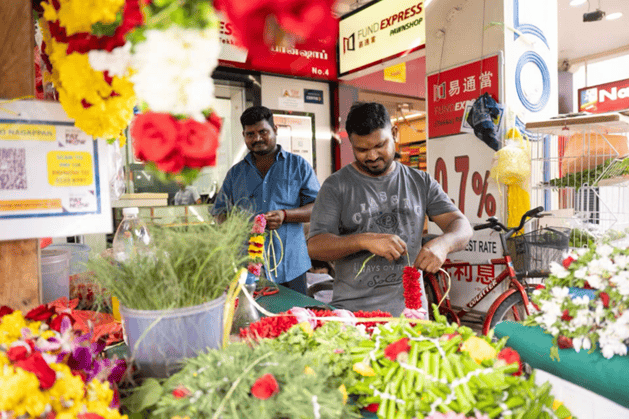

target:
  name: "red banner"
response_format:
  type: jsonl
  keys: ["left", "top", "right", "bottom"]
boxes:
{"left": 426, "top": 55, "right": 500, "bottom": 138}
{"left": 217, "top": 15, "right": 337, "bottom": 81}
{"left": 578, "top": 78, "right": 629, "bottom": 114}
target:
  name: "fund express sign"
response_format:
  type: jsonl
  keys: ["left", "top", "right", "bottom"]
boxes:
{"left": 339, "top": 0, "right": 425, "bottom": 77}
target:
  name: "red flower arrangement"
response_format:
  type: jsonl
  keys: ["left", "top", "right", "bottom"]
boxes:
{"left": 131, "top": 111, "right": 222, "bottom": 174}
{"left": 213, "top": 0, "right": 337, "bottom": 57}
{"left": 251, "top": 373, "right": 280, "bottom": 400}
{"left": 239, "top": 308, "right": 392, "bottom": 340}
{"left": 402, "top": 266, "right": 423, "bottom": 309}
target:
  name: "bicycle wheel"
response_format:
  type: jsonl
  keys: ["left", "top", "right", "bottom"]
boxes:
{"left": 488, "top": 291, "right": 529, "bottom": 330}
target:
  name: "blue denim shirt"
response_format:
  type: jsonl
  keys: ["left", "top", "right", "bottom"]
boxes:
{"left": 211, "top": 146, "right": 320, "bottom": 283}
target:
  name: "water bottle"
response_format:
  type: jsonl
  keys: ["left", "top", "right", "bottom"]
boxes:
{"left": 112, "top": 207, "right": 152, "bottom": 263}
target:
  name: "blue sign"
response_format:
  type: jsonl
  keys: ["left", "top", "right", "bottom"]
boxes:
{"left": 304, "top": 89, "right": 324, "bottom": 104}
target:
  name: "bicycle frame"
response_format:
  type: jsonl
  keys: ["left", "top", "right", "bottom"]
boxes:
{"left": 424, "top": 229, "right": 532, "bottom": 333}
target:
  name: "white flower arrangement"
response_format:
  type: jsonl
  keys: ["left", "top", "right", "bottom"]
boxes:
{"left": 131, "top": 26, "right": 220, "bottom": 121}
{"left": 526, "top": 244, "right": 629, "bottom": 359}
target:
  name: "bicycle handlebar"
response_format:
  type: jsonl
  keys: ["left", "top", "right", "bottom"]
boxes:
{"left": 473, "top": 206, "right": 545, "bottom": 236}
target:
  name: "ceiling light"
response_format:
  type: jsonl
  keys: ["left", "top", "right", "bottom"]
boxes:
{"left": 606, "top": 12, "right": 623, "bottom": 20}
{"left": 569, "top": 0, "right": 587, "bottom": 6}
{"left": 583, "top": 9, "right": 606, "bottom": 22}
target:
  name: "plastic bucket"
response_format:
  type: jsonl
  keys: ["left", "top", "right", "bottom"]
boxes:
{"left": 120, "top": 295, "right": 226, "bottom": 378}
{"left": 47, "top": 243, "right": 91, "bottom": 275}
{"left": 40, "top": 249, "right": 70, "bottom": 304}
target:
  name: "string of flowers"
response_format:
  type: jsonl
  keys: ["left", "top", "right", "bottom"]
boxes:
{"left": 526, "top": 243, "right": 629, "bottom": 359}
{"left": 0, "top": 304, "right": 126, "bottom": 419}
{"left": 38, "top": 0, "right": 142, "bottom": 144}
{"left": 128, "top": 0, "right": 223, "bottom": 182}
{"left": 402, "top": 265, "right": 427, "bottom": 320}
{"left": 248, "top": 214, "right": 267, "bottom": 278}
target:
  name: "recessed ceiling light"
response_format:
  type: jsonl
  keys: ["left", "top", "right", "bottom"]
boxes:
{"left": 569, "top": 0, "right": 587, "bottom": 6}
{"left": 606, "top": 12, "right": 623, "bottom": 20}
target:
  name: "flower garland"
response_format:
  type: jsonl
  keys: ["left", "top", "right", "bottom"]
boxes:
{"left": 247, "top": 214, "right": 267, "bottom": 278}
{"left": 128, "top": 0, "right": 223, "bottom": 180}
{"left": 0, "top": 304, "right": 126, "bottom": 419}
{"left": 526, "top": 243, "right": 629, "bottom": 359}
{"left": 39, "top": 0, "right": 141, "bottom": 143}
{"left": 402, "top": 265, "right": 428, "bottom": 320}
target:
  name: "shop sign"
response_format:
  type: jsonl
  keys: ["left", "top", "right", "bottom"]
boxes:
{"left": 578, "top": 78, "right": 629, "bottom": 114}
{"left": 0, "top": 101, "right": 112, "bottom": 241}
{"left": 426, "top": 55, "right": 500, "bottom": 139}
{"left": 384, "top": 62, "right": 406, "bottom": 83}
{"left": 217, "top": 13, "right": 337, "bottom": 81}
{"left": 304, "top": 89, "right": 324, "bottom": 104}
{"left": 338, "top": 0, "right": 425, "bottom": 77}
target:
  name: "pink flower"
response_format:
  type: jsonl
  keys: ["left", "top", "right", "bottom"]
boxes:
{"left": 402, "top": 307, "right": 428, "bottom": 320}
{"left": 252, "top": 214, "right": 267, "bottom": 234}
{"left": 248, "top": 263, "right": 262, "bottom": 277}
{"left": 288, "top": 307, "right": 317, "bottom": 328}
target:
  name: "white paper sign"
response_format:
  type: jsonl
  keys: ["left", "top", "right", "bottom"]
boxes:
{"left": 0, "top": 100, "right": 112, "bottom": 240}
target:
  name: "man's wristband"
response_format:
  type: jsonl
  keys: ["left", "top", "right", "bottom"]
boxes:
{"left": 281, "top": 209, "right": 288, "bottom": 222}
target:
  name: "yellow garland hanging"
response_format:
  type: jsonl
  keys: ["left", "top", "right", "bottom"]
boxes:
{"left": 41, "top": 0, "right": 126, "bottom": 36}
{"left": 40, "top": 19, "right": 135, "bottom": 143}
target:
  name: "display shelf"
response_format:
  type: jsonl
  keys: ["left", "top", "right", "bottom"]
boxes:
{"left": 526, "top": 112, "right": 629, "bottom": 135}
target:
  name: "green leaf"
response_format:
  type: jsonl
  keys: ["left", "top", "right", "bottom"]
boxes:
{"left": 123, "top": 378, "right": 164, "bottom": 413}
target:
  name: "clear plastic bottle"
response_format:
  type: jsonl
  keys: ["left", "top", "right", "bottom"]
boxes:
{"left": 112, "top": 207, "right": 152, "bottom": 263}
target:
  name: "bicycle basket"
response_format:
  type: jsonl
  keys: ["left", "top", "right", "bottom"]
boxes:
{"left": 507, "top": 227, "right": 571, "bottom": 276}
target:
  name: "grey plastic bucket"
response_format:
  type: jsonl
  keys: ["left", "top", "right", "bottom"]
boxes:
{"left": 40, "top": 249, "right": 70, "bottom": 303}
{"left": 47, "top": 243, "right": 91, "bottom": 275}
{"left": 120, "top": 295, "right": 226, "bottom": 378}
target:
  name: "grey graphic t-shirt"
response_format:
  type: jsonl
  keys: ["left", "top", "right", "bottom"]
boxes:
{"left": 308, "top": 162, "right": 457, "bottom": 316}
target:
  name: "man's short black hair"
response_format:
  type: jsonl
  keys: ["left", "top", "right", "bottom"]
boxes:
{"left": 240, "top": 106, "right": 274, "bottom": 129}
{"left": 345, "top": 102, "right": 391, "bottom": 136}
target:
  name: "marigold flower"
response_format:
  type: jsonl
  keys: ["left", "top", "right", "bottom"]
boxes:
{"left": 352, "top": 361, "right": 375, "bottom": 377}
{"left": 460, "top": 336, "right": 497, "bottom": 364}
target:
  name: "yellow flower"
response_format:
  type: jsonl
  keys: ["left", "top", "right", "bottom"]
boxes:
{"left": 353, "top": 361, "right": 376, "bottom": 377}
{"left": 304, "top": 366, "right": 315, "bottom": 375}
{"left": 298, "top": 321, "right": 314, "bottom": 337}
{"left": 250, "top": 235, "right": 265, "bottom": 245}
{"left": 172, "top": 416, "right": 191, "bottom": 419}
{"left": 0, "top": 311, "right": 42, "bottom": 345}
{"left": 0, "top": 367, "right": 40, "bottom": 413}
{"left": 460, "top": 336, "right": 497, "bottom": 364}
{"left": 42, "top": 0, "right": 126, "bottom": 36}
{"left": 338, "top": 384, "right": 348, "bottom": 404}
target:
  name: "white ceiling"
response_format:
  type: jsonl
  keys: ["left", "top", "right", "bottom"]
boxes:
{"left": 334, "top": 0, "right": 629, "bottom": 66}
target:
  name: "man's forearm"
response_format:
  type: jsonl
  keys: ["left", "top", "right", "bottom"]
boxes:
{"left": 308, "top": 233, "right": 368, "bottom": 261}
{"left": 284, "top": 202, "right": 314, "bottom": 223}
{"left": 435, "top": 216, "right": 473, "bottom": 253}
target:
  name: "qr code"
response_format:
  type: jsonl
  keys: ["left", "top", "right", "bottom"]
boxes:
{"left": 0, "top": 148, "right": 27, "bottom": 190}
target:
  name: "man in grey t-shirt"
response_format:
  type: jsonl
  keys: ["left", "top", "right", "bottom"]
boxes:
{"left": 308, "top": 102, "right": 473, "bottom": 316}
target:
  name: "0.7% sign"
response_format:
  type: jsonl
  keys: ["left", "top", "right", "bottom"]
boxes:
{"left": 434, "top": 155, "right": 496, "bottom": 218}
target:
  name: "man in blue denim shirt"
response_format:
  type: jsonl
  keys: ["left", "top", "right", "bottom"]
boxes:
{"left": 211, "top": 106, "right": 320, "bottom": 294}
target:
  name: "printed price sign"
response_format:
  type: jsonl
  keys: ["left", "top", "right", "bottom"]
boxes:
{"left": 0, "top": 100, "right": 112, "bottom": 240}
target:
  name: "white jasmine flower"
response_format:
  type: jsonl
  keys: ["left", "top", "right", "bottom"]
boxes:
{"left": 89, "top": 42, "right": 132, "bottom": 77}
{"left": 613, "top": 254, "right": 629, "bottom": 270}
{"left": 572, "top": 296, "right": 591, "bottom": 307}
{"left": 573, "top": 336, "right": 583, "bottom": 353}
{"left": 582, "top": 336, "right": 592, "bottom": 351}
{"left": 131, "top": 27, "right": 221, "bottom": 120}
{"left": 596, "top": 244, "right": 614, "bottom": 258}
{"left": 575, "top": 248, "right": 589, "bottom": 257}
{"left": 572, "top": 308, "right": 593, "bottom": 328}
{"left": 549, "top": 262, "right": 570, "bottom": 279}
{"left": 585, "top": 274, "right": 604, "bottom": 289}
{"left": 550, "top": 286, "right": 570, "bottom": 301}
{"left": 574, "top": 267, "right": 588, "bottom": 279}
{"left": 587, "top": 256, "right": 617, "bottom": 277}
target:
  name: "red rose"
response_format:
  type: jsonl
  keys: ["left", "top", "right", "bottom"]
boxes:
{"left": 0, "top": 305, "right": 14, "bottom": 319}
{"left": 497, "top": 347, "right": 523, "bottom": 376}
{"left": 155, "top": 153, "right": 185, "bottom": 174}
{"left": 25, "top": 305, "right": 56, "bottom": 322}
{"left": 50, "top": 312, "right": 76, "bottom": 332}
{"left": 384, "top": 338, "right": 411, "bottom": 361}
{"left": 561, "top": 309, "right": 573, "bottom": 321}
{"left": 7, "top": 345, "right": 30, "bottom": 362}
{"left": 365, "top": 403, "right": 379, "bottom": 413}
{"left": 557, "top": 335, "right": 573, "bottom": 349}
{"left": 178, "top": 118, "right": 220, "bottom": 167}
{"left": 251, "top": 373, "right": 280, "bottom": 399}
{"left": 172, "top": 385, "right": 191, "bottom": 399}
{"left": 600, "top": 292, "right": 610, "bottom": 308}
{"left": 15, "top": 352, "right": 57, "bottom": 389}
{"left": 131, "top": 112, "right": 179, "bottom": 163}
{"left": 562, "top": 256, "right": 575, "bottom": 269}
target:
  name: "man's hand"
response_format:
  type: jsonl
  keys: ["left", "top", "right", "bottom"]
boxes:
{"left": 264, "top": 210, "right": 286, "bottom": 230}
{"left": 414, "top": 240, "right": 449, "bottom": 273}
{"left": 363, "top": 233, "right": 407, "bottom": 262}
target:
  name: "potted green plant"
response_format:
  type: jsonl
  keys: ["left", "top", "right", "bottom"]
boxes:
{"left": 88, "top": 210, "right": 252, "bottom": 377}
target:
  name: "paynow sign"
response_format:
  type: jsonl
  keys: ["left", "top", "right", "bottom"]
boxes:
{"left": 578, "top": 78, "right": 629, "bottom": 114}
{"left": 217, "top": 13, "right": 337, "bottom": 81}
{"left": 426, "top": 55, "right": 500, "bottom": 138}
{"left": 339, "top": 0, "right": 425, "bottom": 77}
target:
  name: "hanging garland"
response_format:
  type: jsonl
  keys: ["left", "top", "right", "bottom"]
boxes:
{"left": 39, "top": 0, "right": 142, "bottom": 143}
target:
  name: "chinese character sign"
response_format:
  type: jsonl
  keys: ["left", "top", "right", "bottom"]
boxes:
{"left": 427, "top": 55, "right": 500, "bottom": 138}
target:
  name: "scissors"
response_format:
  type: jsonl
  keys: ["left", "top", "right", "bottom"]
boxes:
{"left": 253, "top": 286, "right": 279, "bottom": 300}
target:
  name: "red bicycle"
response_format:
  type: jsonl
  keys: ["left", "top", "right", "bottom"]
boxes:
{"left": 422, "top": 206, "right": 568, "bottom": 335}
